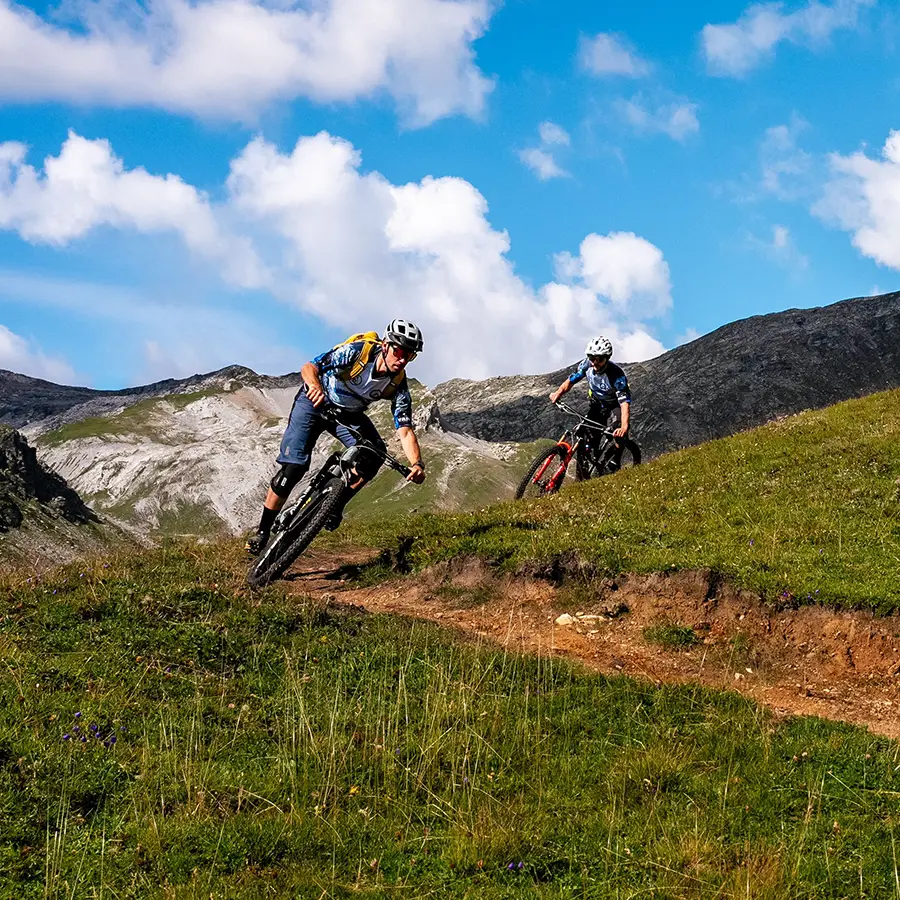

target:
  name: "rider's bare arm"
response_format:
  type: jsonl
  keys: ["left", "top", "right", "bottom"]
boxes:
{"left": 614, "top": 401, "right": 630, "bottom": 437}
{"left": 549, "top": 378, "right": 574, "bottom": 403}
{"left": 301, "top": 361, "right": 326, "bottom": 407}
{"left": 397, "top": 426, "right": 426, "bottom": 483}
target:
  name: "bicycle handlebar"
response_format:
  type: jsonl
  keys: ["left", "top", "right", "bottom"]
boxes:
{"left": 553, "top": 400, "right": 618, "bottom": 437}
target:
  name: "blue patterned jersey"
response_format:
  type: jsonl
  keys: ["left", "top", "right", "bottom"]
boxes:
{"left": 313, "top": 342, "right": 413, "bottom": 429}
{"left": 567, "top": 359, "right": 631, "bottom": 405}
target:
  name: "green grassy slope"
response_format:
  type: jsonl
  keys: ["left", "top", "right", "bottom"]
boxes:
{"left": 2, "top": 544, "right": 899, "bottom": 898}
{"left": 343, "top": 388, "right": 900, "bottom": 612}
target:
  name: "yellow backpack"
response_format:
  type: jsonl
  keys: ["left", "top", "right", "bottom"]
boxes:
{"left": 333, "top": 331, "right": 406, "bottom": 393}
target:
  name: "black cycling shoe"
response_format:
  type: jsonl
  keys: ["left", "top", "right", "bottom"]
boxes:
{"left": 245, "top": 529, "right": 270, "bottom": 556}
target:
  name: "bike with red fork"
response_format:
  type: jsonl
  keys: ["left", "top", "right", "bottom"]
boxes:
{"left": 514, "top": 401, "right": 641, "bottom": 500}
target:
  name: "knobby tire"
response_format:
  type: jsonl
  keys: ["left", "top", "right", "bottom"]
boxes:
{"left": 515, "top": 445, "right": 569, "bottom": 500}
{"left": 575, "top": 437, "right": 642, "bottom": 481}
{"left": 246, "top": 476, "right": 346, "bottom": 588}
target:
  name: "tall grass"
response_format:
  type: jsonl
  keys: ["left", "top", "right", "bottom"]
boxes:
{"left": 1, "top": 544, "right": 899, "bottom": 896}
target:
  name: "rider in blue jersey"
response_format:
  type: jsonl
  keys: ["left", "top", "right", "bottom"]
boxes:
{"left": 246, "top": 319, "right": 427, "bottom": 555}
{"left": 548, "top": 335, "right": 631, "bottom": 469}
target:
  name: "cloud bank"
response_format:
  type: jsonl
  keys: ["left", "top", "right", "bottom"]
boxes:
{"left": 816, "top": 130, "right": 900, "bottom": 271}
{"left": 702, "top": 0, "right": 873, "bottom": 76}
{"left": 0, "top": 323, "right": 76, "bottom": 382}
{"left": 0, "top": 131, "right": 672, "bottom": 381}
{"left": 578, "top": 32, "right": 650, "bottom": 77}
{"left": 0, "top": 0, "right": 494, "bottom": 125}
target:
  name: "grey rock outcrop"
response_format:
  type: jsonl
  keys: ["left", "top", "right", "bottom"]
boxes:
{"left": 433, "top": 290, "right": 900, "bottom": 458}
{"left": 0, "top": 426, "right": 97, "bottom": 532}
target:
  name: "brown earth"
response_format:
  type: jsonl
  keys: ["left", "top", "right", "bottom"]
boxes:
{"left": 282, "top": 547, "right": 900, "bottom": 739}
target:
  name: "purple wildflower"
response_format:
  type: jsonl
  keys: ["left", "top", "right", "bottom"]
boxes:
{"left": 62, "top": 734, "right": 70, "bottom": 741}
{"left": 74, "top": 711, "right": 82, "bottom": 719}
{"left": 507, "top": 863, "right": 515, "bottom": 871}
{"left": 518, "top": 862, "right": 524, "bottom": 870}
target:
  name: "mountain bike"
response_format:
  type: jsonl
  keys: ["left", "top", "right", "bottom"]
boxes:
{"left": 246, "top": 410, "right": 411, "bottom": 588}
{"left": 514, "top": 400, "right": 641, "bottom": 500}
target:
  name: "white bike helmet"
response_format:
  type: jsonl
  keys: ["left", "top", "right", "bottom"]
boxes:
{"left": 384, "top": 318, "right": 424, "bottom": 353}
{"left": 585, "top": 335, "right": 613, "bottom": 358}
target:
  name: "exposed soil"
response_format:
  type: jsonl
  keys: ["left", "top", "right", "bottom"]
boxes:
{"left": 283, "top": 548, "right": 900, "bottom": 739}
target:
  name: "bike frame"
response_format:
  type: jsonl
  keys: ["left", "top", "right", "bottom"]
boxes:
{"left": 273, "top": 411, "right": 411, "bottom": 535}
{"left": 527, "top": 401, "right": 622, "bottom": 493}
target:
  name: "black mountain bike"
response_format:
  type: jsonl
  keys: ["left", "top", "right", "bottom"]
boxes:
{"left": 246, "top": 410, "right": 411, "bottom": 588}
{"left": 515, "top": 400, "right": 641, "bottom": 500}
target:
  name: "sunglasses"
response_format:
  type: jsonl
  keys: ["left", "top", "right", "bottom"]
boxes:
{"left": 588, "top": 354, "right": 609, "bottom": 363}
{"left": 387, "top": 342, "right": 417, "bottom": 362}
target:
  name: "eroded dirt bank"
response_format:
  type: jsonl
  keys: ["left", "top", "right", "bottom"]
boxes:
{"left": 283, "top": 548, "right": 900, "bottom": 739}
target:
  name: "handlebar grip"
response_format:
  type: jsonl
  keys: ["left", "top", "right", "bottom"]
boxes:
{"left": 392, "top": 461, "right": 412, "bottom": 478}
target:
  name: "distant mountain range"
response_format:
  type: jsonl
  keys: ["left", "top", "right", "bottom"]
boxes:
{"left": 434, "top": 290, "right": 900, "bottom": 458}
{"left": 1, "top": 289, "right": 897, "bottom": 540}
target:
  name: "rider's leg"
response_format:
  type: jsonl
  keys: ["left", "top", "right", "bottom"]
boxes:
{"left": 247, "top": 392, "right": 325, "bottom": 554}
{"left": 323, "top": 414, "right": 386, "bottom": 530}
{"left": 606, "top": 407, "right": 624, "bottom": 470}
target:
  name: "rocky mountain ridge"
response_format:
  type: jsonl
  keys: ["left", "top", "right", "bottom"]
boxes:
{"left": 2, "top": 288, "right": 898, "bottom": 538}
{"left": 25, "top": 380, "right": 531, "bottom": 536}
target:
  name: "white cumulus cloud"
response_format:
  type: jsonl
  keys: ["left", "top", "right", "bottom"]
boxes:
{"left": 617, "top": 97, "right": 700, "bottom": 142}
{"left": 815, "top": 130, "right": 900, "bottom": 270}
{"left": 0, "top": 323, "right": 77, "bottom": 382}
{"left": 519, "top": 121, "right": 571, "bottom": 180}
{"left": 0, "top": 0, "right": 493, "bottom": 125}
{"left": 1, "top": 131, "right": 673, "bottom": 380}
{"left": 747, "top": 224, "right": 809, "bottom": 270}
{"left": 0, "top": 133, "right": 268, "bottom": 289}
{"left": 578, "top": 32, "right": 650, "bottom": 77}
{"left": 702, "top": 0, "right": 874, "bottom": 77}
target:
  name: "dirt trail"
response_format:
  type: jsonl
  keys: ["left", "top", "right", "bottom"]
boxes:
{"left": 283, "top": 548, "right": 900, "bottom": 740}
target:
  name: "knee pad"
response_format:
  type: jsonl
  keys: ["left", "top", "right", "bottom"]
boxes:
{"left": 270, "top": 463, "right": 307, "bottom": 498}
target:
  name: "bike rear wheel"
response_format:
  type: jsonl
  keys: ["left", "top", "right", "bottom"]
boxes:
{"left": 575, "top": 438, "right": 641, "bottom": 481}
{"left": 515, "top": 445, "right": 569, "bottom": 500}
{"left": 247, "top": 476, "right": 346, "bottom": 588}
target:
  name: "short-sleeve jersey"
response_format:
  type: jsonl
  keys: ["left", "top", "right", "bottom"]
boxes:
{"left": 313, "top": 342, "right": 413, "bottom": 429}
{"left": 567, "top": 359, "right": 631, "bottom": 406}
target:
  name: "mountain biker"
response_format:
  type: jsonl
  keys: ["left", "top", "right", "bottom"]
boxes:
{"left": 246, "top": 319, "right": 427, "bottom": 555}
{"left": 548, "top": 335, "right": 631, "bottom": 470}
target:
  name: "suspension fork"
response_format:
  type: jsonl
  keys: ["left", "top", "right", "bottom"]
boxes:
{"left": 544, "top": 440, "right": 578, "bottom": 491}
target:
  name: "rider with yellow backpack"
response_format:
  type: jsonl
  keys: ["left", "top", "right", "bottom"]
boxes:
{"left": 246, "top": 319, "right": 427, "bottom": 555}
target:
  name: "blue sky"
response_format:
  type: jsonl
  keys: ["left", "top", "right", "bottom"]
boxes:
{"left": 0, "top": 0, "right": 898, "bottom": 388}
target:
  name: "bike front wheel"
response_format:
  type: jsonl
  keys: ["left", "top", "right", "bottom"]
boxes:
{"left": 247, "top": 476, "right": 346, "bottom": 588}
{"left": 515, "top": 445, "right": 569, "bottom": 500}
